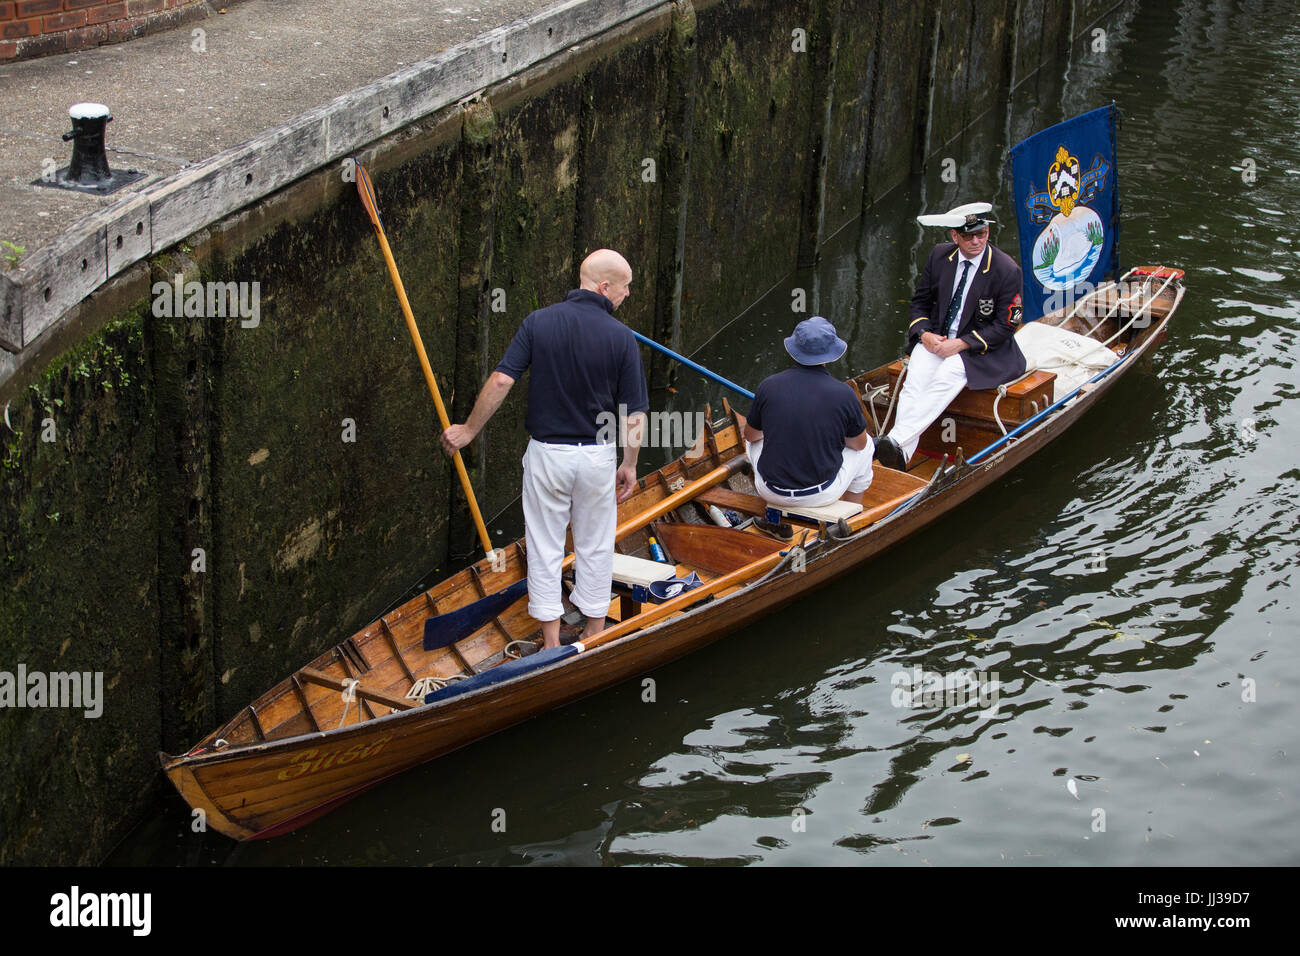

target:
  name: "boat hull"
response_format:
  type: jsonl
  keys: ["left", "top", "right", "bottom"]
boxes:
{"left": 163, "top": 284, "right": 1180, "bottom": 841}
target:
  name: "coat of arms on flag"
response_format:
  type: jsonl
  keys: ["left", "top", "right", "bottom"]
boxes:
{"left": 1011, "top": 105, "right": 1121, "bottom": 323}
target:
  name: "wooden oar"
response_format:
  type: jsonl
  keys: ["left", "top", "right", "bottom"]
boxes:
{"left": 354, "top": 159, "right": 496, "bottom": 560}
{"left": 424, "top": 456, "right": 748, "bottom": 650}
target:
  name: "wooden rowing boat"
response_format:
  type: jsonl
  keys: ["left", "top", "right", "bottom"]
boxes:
{"left": 160, "top": 265, "right": 1184, "bottom": 840}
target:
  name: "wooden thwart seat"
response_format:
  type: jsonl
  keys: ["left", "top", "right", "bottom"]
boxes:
{"left": 298, "top": 666, "right": 415, "bottom": 712}
{"left": 766, "top": 500, "right": 862, "bottom": 523}
{"left": 610, "top": 553, "right": 677, "bottom": 588}
{"left": 699, "top": 467, "right": 927, "bottom": 530}
{"left": 884, "top": 360, "right": 1057, "bottom": 427}
{"left": 698, "top": 486, "right": 768, "bottom": 516}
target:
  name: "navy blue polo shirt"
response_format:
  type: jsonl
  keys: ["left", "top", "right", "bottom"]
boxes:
{"left": 495, "top": 289, "right": 649, "bottom": 443}
{"left": 747, "top": 364, "right": 867, "bottom": 490}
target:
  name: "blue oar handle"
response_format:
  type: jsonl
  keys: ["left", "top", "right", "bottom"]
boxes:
{"left": 629, "top": 329, "right": 755, "bottom": 400}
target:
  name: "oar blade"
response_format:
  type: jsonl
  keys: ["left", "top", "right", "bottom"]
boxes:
{"left": 423, "top": 578, "right": 529, "bottom": 651}
{"left": 355, "top": 160, "right": 382, "bottom": 227}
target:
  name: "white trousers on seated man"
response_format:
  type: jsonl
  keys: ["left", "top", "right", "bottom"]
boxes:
{"left": 746, "top": 438, "right": 875, "bottom": 510}
{"left": 520, "top": 439, "right": 617, "bottom": 623}
{"left": 886, "top": 346, "right": 968, "bottom": 461}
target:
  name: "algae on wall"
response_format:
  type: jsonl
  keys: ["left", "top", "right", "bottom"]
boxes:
{"left": 203, "top": 151, "right": 462, "bottom": 716}
{"left": 0, "top": 316, "right": 161, "bottom": 866}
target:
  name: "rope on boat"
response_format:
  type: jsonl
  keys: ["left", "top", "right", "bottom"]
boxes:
{"left": 745, "top": 533, "right": 812, "bottom": 590}
{"left": 1093, "top": 271, "right": 1176, "bottom": 352}
{"left": 865, "top": 384, "right": 886, "bottom": 435}
{"left": 1065, "top": 268, "right": 1176, "bottom": 358}
{"left": 337, "top": 678, "right": 360, "bottom": 729}
{"left": 504, "top": 639, "right": 539, "bottom": 660}
{"left": 999, "top": 270, "right": 1179, "bottom": 396}
{"left": 884, "top": 356, "right": 907, "bottom": 435}
{"left": 990, "top": 368, "right": 1037, "bottom": 438}
{"left": 1077, "top": 269, "right": 1153, "bottom": 338}
{"left": 406, "top": 674, "right": 465, "bottom": 699}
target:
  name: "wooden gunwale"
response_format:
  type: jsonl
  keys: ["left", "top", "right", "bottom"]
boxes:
{"left": 163, "top": 282, "right": 1181, "bottom": 840}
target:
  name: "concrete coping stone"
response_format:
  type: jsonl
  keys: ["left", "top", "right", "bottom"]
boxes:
{"left": 0, "top": 0, "right": 669, "bottom": 360}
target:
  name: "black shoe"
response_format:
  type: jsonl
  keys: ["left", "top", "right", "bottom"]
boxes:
{"left": 873, "top": 436, "right": 907, "bottom": 470}
{"left": 754, "top": 518, "right": 794, "bottom": 541}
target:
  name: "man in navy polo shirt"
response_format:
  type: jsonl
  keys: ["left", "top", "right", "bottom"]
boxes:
{"left": 740, "top": 316, "right": 874, "bottom": 509}
{"left": 441, "top": 249, "right": 649, "bottom": 650}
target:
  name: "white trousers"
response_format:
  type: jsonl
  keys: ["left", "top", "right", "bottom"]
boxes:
{"left": 746, "top": 437, "right": 875, "bottom": 510}
{"left": 887, "top": 346, "right": 968, "bottom": 460}
{"left": 521, "top": 439, "right": 617, "bottom": 622}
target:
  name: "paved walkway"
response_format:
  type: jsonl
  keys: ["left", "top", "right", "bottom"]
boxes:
{"left": 0, "top": 0, "right": 542, "bottom": 256}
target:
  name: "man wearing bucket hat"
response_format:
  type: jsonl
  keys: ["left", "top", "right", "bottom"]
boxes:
{"left": 873, "top": 202, "right": 1027, "bottom": 470}
{"left": 740, "top": 316, "right": 874, "bottom": 509}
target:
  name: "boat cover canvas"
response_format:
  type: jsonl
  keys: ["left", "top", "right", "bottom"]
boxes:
{"left": 1015, "top": 321, "right": 1119, "bottom": 401}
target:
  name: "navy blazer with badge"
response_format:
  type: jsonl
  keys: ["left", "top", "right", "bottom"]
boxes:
{"left": 906, "top": 242, "right": 1027, "bottom": 391}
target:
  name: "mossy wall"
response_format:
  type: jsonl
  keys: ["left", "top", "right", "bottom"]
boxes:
{"left": 680, "top": 0, "right": 815, "bottom": 349}
{"left": 0, "top": 317, "right": 161, "bottom": 865}
{"left": 0, "top": 0, "right": 1097, "bottom": 864}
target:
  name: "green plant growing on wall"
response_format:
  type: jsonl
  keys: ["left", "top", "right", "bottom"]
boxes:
{"left": 2, "top": 432, "right": 22, "bottom": 472}
{"left": 2, "top": 240, "right": 24, "bottom": 268}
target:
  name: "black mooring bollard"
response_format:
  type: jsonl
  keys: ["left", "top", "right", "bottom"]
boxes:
{"left": 63, "top": 102, "right": 113, "bottom": 185}
{"left": 34, "top": 102, "right": 143, "bottom": 194}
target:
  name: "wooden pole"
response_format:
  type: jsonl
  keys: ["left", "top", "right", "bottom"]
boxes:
{"left": 355, "top": 161, "right": 496, "bottom": 559}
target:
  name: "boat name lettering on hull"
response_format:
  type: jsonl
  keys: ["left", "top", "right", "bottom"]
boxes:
{"left": 277, "top": 735, "right": 393, "bottom": 781}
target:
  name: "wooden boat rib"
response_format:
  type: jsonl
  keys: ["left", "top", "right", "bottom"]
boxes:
{"left": 161, "top": 267, "right": 1184, "bottom": 841}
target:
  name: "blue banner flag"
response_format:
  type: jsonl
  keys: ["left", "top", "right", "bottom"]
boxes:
{"left": 1009, "top": 104, "right": 1120, "bottom": 323}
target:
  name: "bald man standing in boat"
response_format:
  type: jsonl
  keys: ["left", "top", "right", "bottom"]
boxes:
{"left": 442, "top": 249, "right": 649, "bottom": 650}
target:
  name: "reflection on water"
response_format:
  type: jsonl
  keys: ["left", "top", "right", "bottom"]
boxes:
{"left": 111, "top": 0, "right": 1300, "bottom": 866}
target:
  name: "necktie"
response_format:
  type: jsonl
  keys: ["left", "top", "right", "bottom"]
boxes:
{"left": 943, "top": 261, "right": 971, "bottom": 337}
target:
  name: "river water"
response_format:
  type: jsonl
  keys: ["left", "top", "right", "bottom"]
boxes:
{"left": 111, "top": 0, "right": 1297, "bottom": 867}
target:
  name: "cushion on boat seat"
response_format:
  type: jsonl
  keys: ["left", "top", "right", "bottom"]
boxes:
{"left": 1015, "top": 320, "right": 1119, "bottom": 402}
{"left": 610, "top": 553, "right": 677, "bottom": 588}
{"left": 424, "top": 645, "right": 578, "bottom": 704}
{"left": 765, "top": 500, "right": 863, "bottom": 524}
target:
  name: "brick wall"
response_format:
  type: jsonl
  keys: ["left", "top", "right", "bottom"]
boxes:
{"left": 0, "top": 0, "right": 215, "bottom": 61}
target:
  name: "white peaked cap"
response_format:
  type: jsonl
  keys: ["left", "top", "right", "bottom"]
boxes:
{"left": 916, "top": 201, "right": 995, "bottom": 229}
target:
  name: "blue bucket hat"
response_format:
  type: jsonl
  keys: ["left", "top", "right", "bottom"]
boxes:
{"left": 784, "top": 316, "right": 847, "bottom": 366}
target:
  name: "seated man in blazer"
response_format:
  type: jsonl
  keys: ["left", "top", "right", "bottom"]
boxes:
{"left": 874, "top": 202, "right": 1027, "bottom": 470}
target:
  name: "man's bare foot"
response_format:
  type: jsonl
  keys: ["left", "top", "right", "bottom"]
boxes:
{"left": 540, "top": 618, "right": 561, "bottom": 650}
